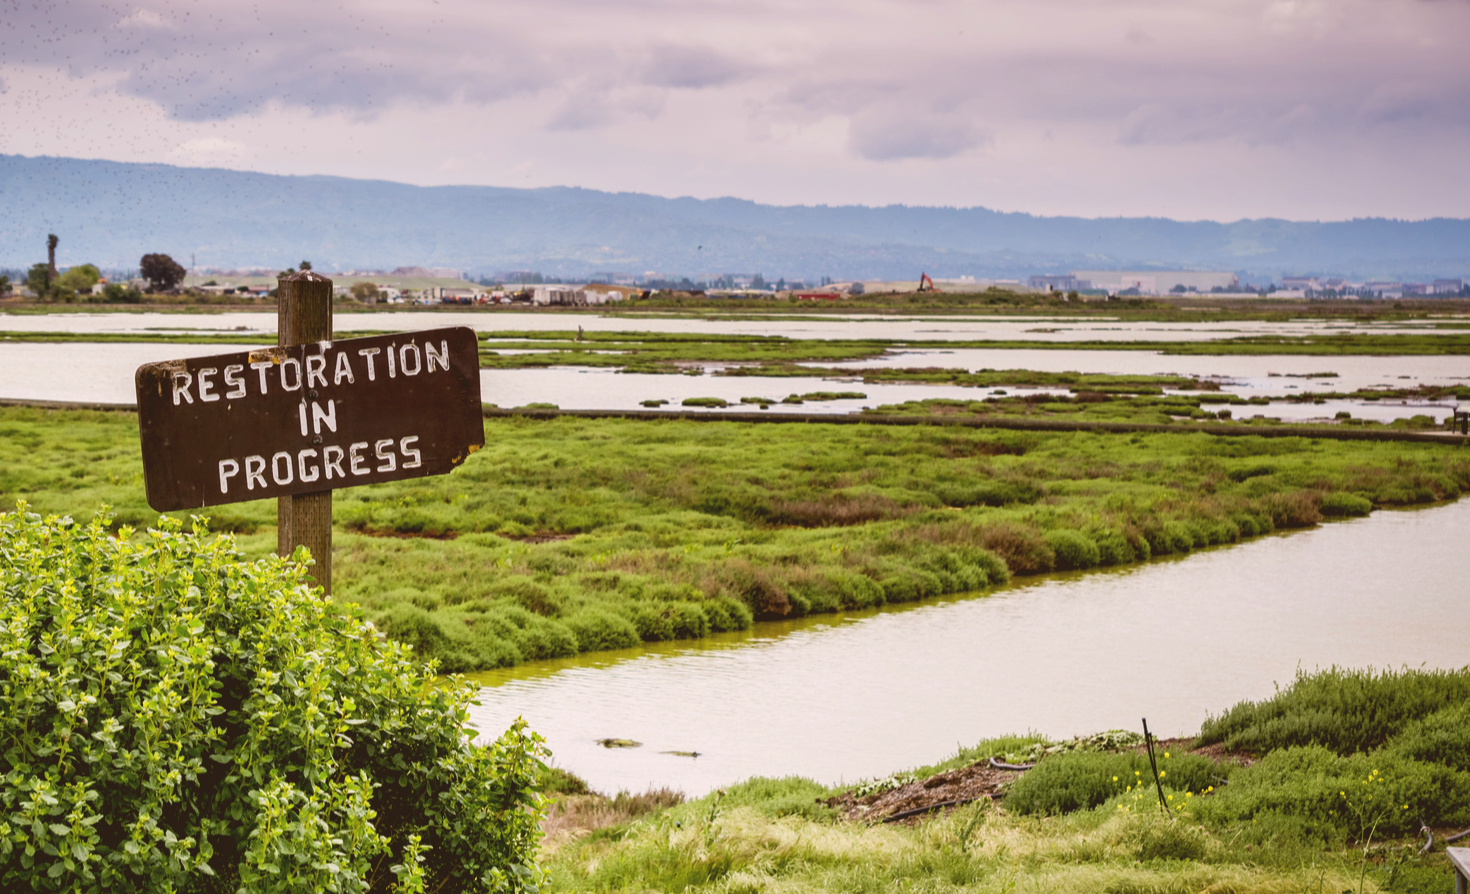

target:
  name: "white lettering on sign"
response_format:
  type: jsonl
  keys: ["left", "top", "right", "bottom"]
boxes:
{"left": 298, "top": 401, "right": 309, "bottom": 437}
{"left": 349, "top": 441, "right": 369, "bottom": 475}
{"left": 172, "top": 372, "right": 194, "bottom": 405}
{"left": 271, "top": 451, "right": 294, "bottom": 485}
{"left": 224, "top": 364, "right": 246, "bottom": 399}
{"left": 399, "top": 342, "right": 421, "bottom": 376}
{"left": 245, "top": 455, "right": 267, "bottom": 490}
{"left": 306, "top": 355, "right": 328, "bottom": 389}
{"left": 219, "top": 458, "right": 240, "bottom": 493}
{"left": 323, "top": 445, "right": 345, "bottom": 480}
{"left": 169, "top": 336, "right": 457, "bottom": 405}
{"left": 198, "top": 368, "right": 220, "bottom": 402}
{"left": 211, "top": 434, "right": 427, "bottom": 494}
{"left": 312, "top": 400, "right": 337, "bottom": 434}
{"left": 358, "top": 347, "right": 380, "bottom": 380}
{"left": 251, "top": 361, "right": 273, "bottom": 394}
{"left": 298, "top": 448, "right": 320, "bottom": 483}
{"left": 280, "top": 358, "right": 302, "bottom": 392}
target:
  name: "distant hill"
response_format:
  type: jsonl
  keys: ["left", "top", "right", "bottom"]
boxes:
{"left": 2, "top": 154, "right": 1466, "bottom": 282}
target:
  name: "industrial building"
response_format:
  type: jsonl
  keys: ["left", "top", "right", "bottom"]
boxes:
{"left": 1068, "top": 270, "right": 1240, "bottom": 294}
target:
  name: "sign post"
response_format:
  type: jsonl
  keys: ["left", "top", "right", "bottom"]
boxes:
{"left": 135, "top": 274, "right": 485, "bottom": 595}
{"left": 277, "top": 271, "right": 335, "bottom": 590}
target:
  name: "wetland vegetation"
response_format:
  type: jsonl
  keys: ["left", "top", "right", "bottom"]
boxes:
{"left": 3, "top": 406, "right": 1466, "bottom": 673}
{"left": 538, "top": 666, "right": 1470, "bottom": 894}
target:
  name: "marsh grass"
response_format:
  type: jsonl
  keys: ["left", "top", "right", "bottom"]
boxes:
{"left": 539, "top": 668, "right": 1470, "bottom": 892}
{"left": 4, "top": 407, "right": 1468, "bottom": 670}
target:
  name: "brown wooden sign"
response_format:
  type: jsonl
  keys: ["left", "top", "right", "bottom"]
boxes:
{"left": 136, "top": 327, "right": 485, "bottom": 511}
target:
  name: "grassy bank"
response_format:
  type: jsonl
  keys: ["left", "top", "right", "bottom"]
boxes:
{"left": 538, "top": 667, "right": 1470, "bottom": 893}
{"left": 3, "top": 406, "right": 1468, "bottom": 672}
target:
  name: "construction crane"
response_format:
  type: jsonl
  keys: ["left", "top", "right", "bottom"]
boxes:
{"left": 917, "top": 273, "right": 940, "bottom": 293}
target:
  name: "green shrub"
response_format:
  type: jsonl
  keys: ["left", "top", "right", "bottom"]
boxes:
{"left": 1194, "top": 746, "right": 1470, "bottom": 838}
{"left": 1043, "top": 530, "right": 1101, "bottom": 570}
{"left": 1385, "top": 701, "right": 1470, "bottom": 772}
{"left": 0, "top": 505, "right": 547, "bottom": 893}
{"left": 1004, "top": 751, "right": 1225, "bottom": 816}
{"left": 476, "top": 604, "right": 580, "bottom": 661}
{"left": 709, "top": 777, "right": 836, "bottom": 821}
{"left": 935, "top": 480, "right": 1042, "bottom": 508}
{"left": 1197, "top": 666, "right": 1470, "bottom": 755}
{"left": 1088, "top": 528, "right": 1135, "bottom": 566}
{"left": 700, "top": 595, "right": 754, "bottom": 632}
{"left": 563, "top": 608, "right": 642, "bottom": 652}
{"left": 1319, "top": 491, "right": 1372, "bottom": 517}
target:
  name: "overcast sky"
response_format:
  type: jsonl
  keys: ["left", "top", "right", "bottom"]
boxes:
{"left": 3, "top": 0, "right": 1468, "bottom": 221}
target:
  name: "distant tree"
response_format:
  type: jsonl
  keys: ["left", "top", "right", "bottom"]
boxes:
{"left": 299, "top": 260, "right": 312, "bottom": 271}
{"left": 26, "top": 263, "right": 52, "bottom": 299}
{"left": 349, "top": 281, "right": 380, "bottom": 303}
{"left": 140, "top": 253, "right": 186, "bottom": 292}
{"left": 101, "top": 282, "right": 143, "bottom": 303}
{"left": 751, "top": 273, "right": 767, "bottom": 290}
{"left": 46, "top": 234, "right": 58, "bottom": 277}
{"left": 54, "top": 264, "right": 102, "bottom": 299}
{"left": 0, "top": 275, "right": 10, "bottom": 296}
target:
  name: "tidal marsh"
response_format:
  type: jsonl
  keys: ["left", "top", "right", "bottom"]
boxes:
{"left": 3, "top": 406, "right": 1467, "bottom": 672}
{"left": 538, "top": 667, "right": 1470, "bottom": 894}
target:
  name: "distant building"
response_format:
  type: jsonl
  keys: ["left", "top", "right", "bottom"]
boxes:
{"left": 1433, "top": 278, "right": 1464, "bottom": 295}
{"left": 1362, "top": 281, "right": 1404, "bottom": 299}
{"left": 1028, "top": 274, "right": 1084, "bottom": 292}
{"left": 1070, "top": 270, "right": 1238, "bottom": 295}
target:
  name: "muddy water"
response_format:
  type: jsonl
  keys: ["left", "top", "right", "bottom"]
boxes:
{"left": 0, "top": 339, "right": 1463, "bottom": 424}
{"left": 0, "top": 308, "right": 1452, "bottom": 341}
{"left": 464, "top": 500, "right": 1470, "bottom": 796}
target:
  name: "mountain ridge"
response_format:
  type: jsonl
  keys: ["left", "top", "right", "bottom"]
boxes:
{"left": 1, "top": 154, "right": 1466, "bottom": 281}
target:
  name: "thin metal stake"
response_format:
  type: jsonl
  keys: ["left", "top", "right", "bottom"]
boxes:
{"left": 1142, "top": 717, "right": 1170, "bottom": 816}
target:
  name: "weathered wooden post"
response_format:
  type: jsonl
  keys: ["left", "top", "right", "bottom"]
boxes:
{"left": 277, "top": 271, "right": 334, "bottom": 591}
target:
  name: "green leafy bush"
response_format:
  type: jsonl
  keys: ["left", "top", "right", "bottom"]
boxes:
{"left": 0, "top": 505, "right": 548, "bottom": 893}
{"left": 1319, "top": 491, "right": 1372, "bottom": 517}
{"left": 1197, "top": 666, "right": 1470, "bottom": 755}
{"left": 1004, "top": 751, "right": 1226, "bottom": 816}
{"left": 1194, "top": 746, "right": 1470, "bottom": 839}
{"left": 1385, "top": 701, "right": 1470, "bottom": 772}
{"left": 563, "top": 608, "right": 641, "bottom": 652}
{"left": 1043, "top": 530, "right": 1101, "bottom": 570}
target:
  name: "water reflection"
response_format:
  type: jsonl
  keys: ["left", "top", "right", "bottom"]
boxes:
{"left": 465, "top": 500, "right": 1470, "bottom": 796}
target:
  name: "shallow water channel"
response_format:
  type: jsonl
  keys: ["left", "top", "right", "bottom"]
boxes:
{"left": 464, "top": 499, "right": 1470, "bottom": 796}
{"left": 0, "top": 315, "right": 1463, "bottom": 424}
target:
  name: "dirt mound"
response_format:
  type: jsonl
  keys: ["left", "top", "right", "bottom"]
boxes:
{"left": 823, "top": 762, "right": 1021, "bottom": 825}
{"left": 824, "top": 738, "right": 1254, "bottom": 825}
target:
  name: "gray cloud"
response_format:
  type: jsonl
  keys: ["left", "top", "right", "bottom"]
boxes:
{"left": 4, "top": 0, "right": 1470, "bottom": 196}
{"left": 848, "top": 105, "right": 990, "bottom": 160}
{"left": 639, "top": 44, "right": 753, "bottom": 89}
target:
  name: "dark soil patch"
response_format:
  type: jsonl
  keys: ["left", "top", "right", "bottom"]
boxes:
{"left": 358, "top": 529, "right": 460, "bottom": 541}
{"left": 825, "top": 739, "right": 1256, "bottom": 825}
{"left": 500, "top": 532, "right": 575, "bottom": 543}
{"left": 823, "top": 762, "right": 1021, "bottom": 825}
